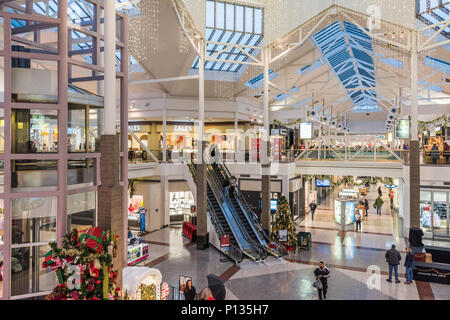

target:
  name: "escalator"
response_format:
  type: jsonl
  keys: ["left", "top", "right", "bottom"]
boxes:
{"left": 210, "top": 163, "right": 286, "bottom": 259}
{"left": 187, "top": 163, "right": 262, "bottom": 262}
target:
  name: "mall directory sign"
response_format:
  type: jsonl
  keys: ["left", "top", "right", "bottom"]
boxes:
{"left": 395, "top": 119, "right": 410, "bottom": 139}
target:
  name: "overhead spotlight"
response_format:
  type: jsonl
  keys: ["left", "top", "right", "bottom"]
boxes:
{"left": 323, "top": 117, "right": 328, "bottom": 122}
{"left": 145, "top": 103, "right": 151, "bottom": 108}
{"left": 366, "top": 113, "right": 370, "bottom": 116}
{"left": 390, "top": 108, "right": 397, "bottom": 113}
{"left": 332, "top": 121, "right": 336, "bottom": 125}
{"left": 311, "top": 111, "right": 316, "bottom": 116}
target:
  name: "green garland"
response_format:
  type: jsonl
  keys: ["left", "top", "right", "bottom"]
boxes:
{"left": 273, "top": 118, "right": 303, "bottom": 127}
{"left": 303, "top": 175, "right": 393, "bottom": 187}
{"left": 417, "top": 114, "right": 448, "bottom": 133}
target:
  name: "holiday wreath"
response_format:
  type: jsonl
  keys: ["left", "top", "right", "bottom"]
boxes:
{"left": 42, "top": 227, "right": 122, "bottom": 300}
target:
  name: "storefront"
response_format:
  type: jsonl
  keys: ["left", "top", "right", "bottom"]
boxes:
{"left": 127, "top": 121, "right": 260, "bottom": 162}
{"left": 420, "top": 126, "right": 450, "bottom": 164}
{"left": 170, "top": 191, "right": 195, "bottom": 225}
{"left": 420, "top": 188, "right": 450, "bottom": 239}
{"left": 289, "top": 177, "right": 304, "bottom": 221}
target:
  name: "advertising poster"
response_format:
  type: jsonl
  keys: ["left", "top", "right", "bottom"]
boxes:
{"left": 345, "top": 201, "right": 355, "bottom": 225}
{"left": 179, "top": 275, "right": 192, "bottom": 294}
{"left": 250, "top": 138, "right": 261, "bottom": 162}
{"left": 334, "top": 200, "right": 341, "bottom": 224}
{"left": 279, "top": 230, "right": 288, "bottom": 242}
{"left": 395, "top": 119, "right": 410, "bottom": 139}
{"left": 273, "top": 137, "right": 282, "bottom": 161}
{"left": 300, "top": 122, "right": 312, "bottom": 139}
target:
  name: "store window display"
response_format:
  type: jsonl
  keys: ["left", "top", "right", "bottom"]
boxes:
{"left": 170, "top": 191, "right": 195, "bottom": 224}
{"left": 11, "top": 109, "right": 58, "bottom": 153}
{"left": 420, "top": 190, "right": 450, "bottom": 238}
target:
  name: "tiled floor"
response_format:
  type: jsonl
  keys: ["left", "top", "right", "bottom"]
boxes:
{"left": 133, "top": 184, "right": 450, "bottom": 300}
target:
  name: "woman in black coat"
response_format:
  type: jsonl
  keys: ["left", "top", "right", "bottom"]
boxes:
{"left": 184, "top": 279, "right": 196, "bottom": 300}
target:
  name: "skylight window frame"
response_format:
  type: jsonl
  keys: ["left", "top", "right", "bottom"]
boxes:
{"left": 192, "top": 0, "right": 264, "bottom": 73}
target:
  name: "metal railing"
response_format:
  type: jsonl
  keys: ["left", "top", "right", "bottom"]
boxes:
{"left": 295, "top": 135, "right": 407, "bottom": 164}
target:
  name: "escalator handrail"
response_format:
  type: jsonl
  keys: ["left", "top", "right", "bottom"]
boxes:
{"left": 206, "top": 164, "right": 264, "bottom": 260}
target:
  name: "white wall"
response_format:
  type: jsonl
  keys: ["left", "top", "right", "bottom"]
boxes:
{"left": 135, "top": 182, "right": 165, "bottom": 232}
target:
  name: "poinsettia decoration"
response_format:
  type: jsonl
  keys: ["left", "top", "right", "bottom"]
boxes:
{"left": 43, "top": 227, "right": 122, "bottom": 300}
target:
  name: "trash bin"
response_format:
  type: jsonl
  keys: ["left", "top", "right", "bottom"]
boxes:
{"left": 297, "top": 232, "right": 311, "bottom": 250}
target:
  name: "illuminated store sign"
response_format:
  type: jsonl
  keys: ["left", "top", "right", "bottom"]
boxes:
{"left": 174, "top": 125, "right": 193, "bottom": 132}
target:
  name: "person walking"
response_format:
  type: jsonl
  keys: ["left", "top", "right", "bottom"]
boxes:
{"left": 309, "top": 200, "right": 317, "bottom": 221}
{"left": 378, "top": 186, "right": 382, "bottom": 196}
{"left": 314, "top": 261, "right": 330, "bottom": 300}
{"left": 363, "top": 198, "right": 369, "bottom": 217}
{"left": 404, "top": 248, "right": 415, "bottom": 285}
{"left": 355, "top": 210, "right": 362, "bottom": 232}
{"left": 430, "top": 143, "right": 440, "bottom": 165}
{"left": 184, "top": 279, "right": 196, "bottom": 300}
{"left": 444, "top": 142, "right": 450, "bottom": 164}
{"left": 374, "top": 195, "right": 384, "bottom": 215}
{"left": 385, "top": 244, "right": 402, "bottom": 283}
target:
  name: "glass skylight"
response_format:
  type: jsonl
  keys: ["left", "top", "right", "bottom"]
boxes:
{"left": 312, "top": 21, "right": 377, "bottom": 109}
{"left": 192, "top": 0, "right": 264, "bottom": 73}
{"left": 417, "top": 0, "right": 450, "bottom": 39}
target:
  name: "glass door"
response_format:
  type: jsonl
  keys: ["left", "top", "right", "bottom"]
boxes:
{"left": 432, "top": 191, "right": 449, "bottom": 239}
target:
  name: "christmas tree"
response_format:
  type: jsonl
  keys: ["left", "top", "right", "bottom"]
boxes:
{"left": 271, "top": 194, "right": 297, "bottom": 247}
{"left": 42, "top": 227, "right": 122, "bottom": 300}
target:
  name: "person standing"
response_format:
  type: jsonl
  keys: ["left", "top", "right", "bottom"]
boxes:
{"left": 385, "top": 244, "right": 402, "bottom": 283}
{"left": 309, "top": 200, "right": 317, "bottom": 221}
{"left": 378, "top": 186, "right": 382, "bottom": 196}
{"left": 375, "top": 195, "right": 384, "bottom": 216}
{"left": 430, "top": 143, "right": 440, "bottom": 165}
{"left": 355, "top": 210, "right": 362, "bottom": 232}
{"left": 314, "top": 261, "right": 330, "bottom": 300}
{"left": 404, "top": 248, "right": 415, "bottom": 285}
{"left": 444, "top": 142, "right": 450, "bottom": 164}
{"left": 184, "top": 279, "right": 196, "bottom": 300}
{"left": 363, "top": 198, "right": 369, "bottom": 217}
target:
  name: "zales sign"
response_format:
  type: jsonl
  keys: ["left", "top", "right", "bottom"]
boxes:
{"left": 174, "top": 125, "right": 193, "bottom": 132}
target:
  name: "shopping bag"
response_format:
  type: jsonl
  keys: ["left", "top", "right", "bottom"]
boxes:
{"left": 313, "top": 279, "right": 323, "bottom": 290}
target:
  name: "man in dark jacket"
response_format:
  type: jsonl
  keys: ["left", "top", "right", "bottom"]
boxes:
{"left": 314, "top": 261, "right": 330, "bottom": 300}
{"left": 385, "top": 244, "right": 402, "bottom": 283}
{"left": 309, "top": 200, "right": 317, "bottom": 221}
{"left": 404, "top": 248, "right": 415, "bottom": 284}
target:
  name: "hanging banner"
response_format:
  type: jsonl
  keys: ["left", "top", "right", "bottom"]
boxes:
{"left": 139, "top": 207, "right": 146, "bottom": 232}
{"left": 250, "top": 138, "right": 261, "bottom": 162}
{"left": 273, "top": 137, "right": 282, "bottom": 161}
